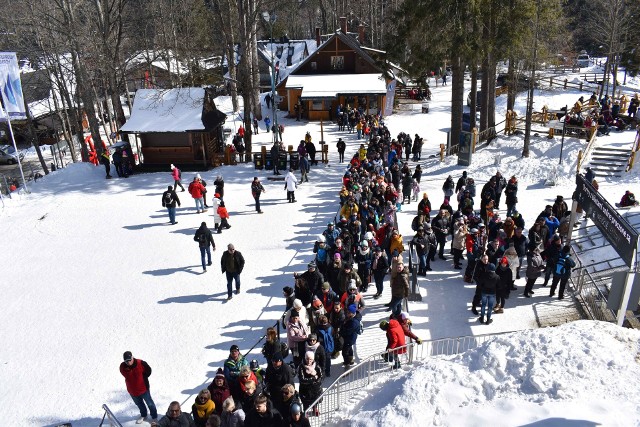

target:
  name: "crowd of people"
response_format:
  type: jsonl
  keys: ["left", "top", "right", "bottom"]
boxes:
{"left": 564, "top": 92, "right": 639, "bottom": 136}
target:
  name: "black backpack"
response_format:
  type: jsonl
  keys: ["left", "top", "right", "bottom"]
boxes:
{"left": 195, "top": 231, "right": 207, "bottom": 247}
{"left": 163, "top": 192, "right": 173, "bottom": 205}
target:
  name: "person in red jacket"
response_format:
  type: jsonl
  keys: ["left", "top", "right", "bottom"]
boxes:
{"left": 120, "top": 351, "right": 157, "bottom": 424}
{"left": 379, "top": 319, "right": 405, "bottom": 369}
{"left": 188, "top": 175, "right": 207, "bottom": 213}
{"left": 170, "top": 164, "right": 185, "bottom": 191}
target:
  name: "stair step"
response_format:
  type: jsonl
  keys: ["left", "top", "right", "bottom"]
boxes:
{"left": 591, "top": 155, "right": 629, "bottom": 160}
{"left": 589, "top": 163, "right": 626, "bottom": 169}
{"left": 593, "top": 147, "right": 632, "bottom": 153}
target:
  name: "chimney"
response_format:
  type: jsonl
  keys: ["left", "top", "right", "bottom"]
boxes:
{"left": 358, "top": 24, "right": 365, "bottom": 44}
{"left": 315, "top": 27, "right": 321, "bottom": 47}
{"left": 340, "top": 16, "right": 347, "bottom": 34}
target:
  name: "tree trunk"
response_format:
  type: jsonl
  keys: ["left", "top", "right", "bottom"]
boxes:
{"left": 470, "top": 62, "right": 477, "bottom": 130}
{"left": 506, "top": 57, "right": 516, "bottom": 111}
{"left": 450, "top": 56, "right": 464, "bottom": 155}
{"left": 480, "top": 58, "right": 489, "bottom": 134}
{"left": 523, "top": 0, "right": 541, "bottom": 158}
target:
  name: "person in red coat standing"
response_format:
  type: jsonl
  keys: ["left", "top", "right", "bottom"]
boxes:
{"left": 120, "top": 351, "right": 158, "bottom": 424}
{"left": 188, "top": 175, "right": 207, "bottom": 213}
{"left": 379, "top": 319, "right": 406, "bottom": 369}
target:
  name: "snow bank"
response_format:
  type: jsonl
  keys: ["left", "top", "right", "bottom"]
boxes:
{"left": 336, "top": 320, "right": 640, "bottom": 426}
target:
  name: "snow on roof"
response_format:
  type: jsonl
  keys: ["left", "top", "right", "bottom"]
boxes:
{"left": 286, "top": 73, "right": 387, "bottom": 99}
{"left": 120, "top": 88, "right": 205, "bottom": 132}
{"left": 257, "top": 40, "right": 315, "bottom": 83}
{"left": 126, "top": 50, "right": 191, "bottom": 76}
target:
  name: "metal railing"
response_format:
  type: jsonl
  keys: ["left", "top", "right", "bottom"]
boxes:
{"left": 303, "top": 330, "right": 518, "bottom": 425}
{"left": 99, "top": 404, "right": 123, "bottom": 427}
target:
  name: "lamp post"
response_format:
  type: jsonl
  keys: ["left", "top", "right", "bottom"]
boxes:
{"left": 262, "top": 11, "right": 278, "bottom": 144}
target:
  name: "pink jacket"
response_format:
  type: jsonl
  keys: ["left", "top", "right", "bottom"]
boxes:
{"left": 171, "top": 168, "right": 180, "bottom": 181}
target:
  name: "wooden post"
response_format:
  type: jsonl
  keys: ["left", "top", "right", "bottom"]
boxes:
{"left": 620, "top": 94, "right": 629, "bottom": 114}
{"left": 550, "top": 76, "right": 553, "bottom": 88}
{"left": 439, "top": 143, "right": 445, "bottom": 162}
{"left": 320, "top": 117, "right": 324, "bottom": 143}
{"left": 564, "top": 78, "right": 568, "bottom": 89}
{"left": 576, "top": 150, "right": 583, "bottom": 173}
{"left": 579, "top": 81, "right": 583, "bottom": 91}
{"left": 472, "top": 128, "right": 478, "bottom": 153}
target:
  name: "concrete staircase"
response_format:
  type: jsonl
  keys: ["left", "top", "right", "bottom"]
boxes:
{"left": 587, "top": 146, "right": 631, "bottom": 178}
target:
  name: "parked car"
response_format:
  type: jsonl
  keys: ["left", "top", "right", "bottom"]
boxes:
{"left": 0, "top": 147, "right": 25, "bottom": 165}
{"left": 576, "top": 53, "right": 590, "bottom": 68}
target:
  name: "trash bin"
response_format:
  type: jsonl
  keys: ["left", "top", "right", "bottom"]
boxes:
{"left": 289, "top": 153, "right": 300, "bottom": 170}
{"left": 278, "top": 153, "right": 288, "bottom": 171}
{"left": 265, "top": 153, "right": 273, "bottom": 170}
{"left": 253, "top": 153, "right": 264, "bottom": 170}
{"left": 421, "top": 102, "right": 430, "bottom": 113}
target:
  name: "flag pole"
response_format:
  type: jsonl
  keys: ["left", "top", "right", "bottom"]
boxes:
{"left": 1, "top": 102, "right": 28, "bottom": 193}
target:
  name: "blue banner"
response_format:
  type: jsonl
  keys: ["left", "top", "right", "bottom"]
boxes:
{"left": 0, "top": 52, "right": 26, "bottom": 120}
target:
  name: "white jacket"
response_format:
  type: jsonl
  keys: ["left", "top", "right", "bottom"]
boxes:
{"left": 285, "top": 171, "right": 298, "bottom": 192}
{"left": 211, "top": 197, "right": 221, "bottom": 222}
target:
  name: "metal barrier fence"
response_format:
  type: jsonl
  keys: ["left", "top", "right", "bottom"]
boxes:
{"left": 571, "top": 267, "right": 617, "bottom": 323}
{"left": 303, "top": 330, "right": 518, "bottom": 425}
{"left": 99, "top": 404, "right": 123, "bottom": 427}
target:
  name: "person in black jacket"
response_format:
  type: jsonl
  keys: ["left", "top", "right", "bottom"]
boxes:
{"left": 471, "top": 254, "right": 489, "bottom": 315}
{"left": 214, "top": 175, "right": 224, "bottom": 200}
{"left": 221, "top": 244, "right": 245, "bottom": 300}
{"left": 274, "top": 384, "right": 302, "bottom": 426}
{"left": 495, "top": 257, "right": 513, "bottom": 313}
{"left": 493, "top": 171, "right": 507, "bottom": 209}
{"left": 296, "top": 262, "right": 325, "bottom": 299}
{"left": 243, "top": 393, "right": 282, "bottom": 427}
{"left": 372, "top": 246, "right": 389, "bottom": 298}
{"left": 336, "top": 138, "right": 346, "bottom": 163}
{"left": 432, "top": 210, "right": 450, "bottom": 260}
{"left": 264, "top": 353, "right": 294, "bottom": 409}
{"left": 162, "top": 185, "right": 181, "bottom": 225}
{"left": 411, "top": 227, "right": 429, "bottom": 276}
{"left": 479, "top": 263, "right": 499, "bottom": 324}
{"left": 297, "top": 351, "right": 323, "bottom": 415}
{"left": 194, "top": 222, "right": 216, "bottom": 272}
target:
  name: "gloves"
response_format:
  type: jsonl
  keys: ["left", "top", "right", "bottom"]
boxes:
{"left": 416, "top": 338, "right": 422, "bottom": 345}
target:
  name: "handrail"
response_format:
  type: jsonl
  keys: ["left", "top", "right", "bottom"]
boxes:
{"left": 577, "top": 124, "right": 598, "bottom": 171}
{"left": 99, "top": 404, "right": 123, "bottom": 427}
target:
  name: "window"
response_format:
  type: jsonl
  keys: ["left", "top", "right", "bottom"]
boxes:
{"left": 331, "top": 56, "right": 344, "bottom": 70}
{"left": 311, "top": 100, "right": 324, "bottom": 111}
{"left": 310, "top": 62, "right": 317, "bottom": 70}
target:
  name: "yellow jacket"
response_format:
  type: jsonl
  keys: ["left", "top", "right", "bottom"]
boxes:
{"left": 390, "top": 234, "right": 405, "bottom": 254}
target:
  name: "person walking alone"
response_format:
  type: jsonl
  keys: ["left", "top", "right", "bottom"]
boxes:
{"left": 194, "top": 222, "right": 216, "bottom": 273}
{"left": 120, "top": 351, "right": 158, "bottom": 424}
{"left": 161, "top": 185, "right": 181, "bottom": 225}
{"left": 221, "top": 244, "right": 245, "bottom": 300}
{"left": 284, "top": 168, "right": 298, "bottom": 203}
{"left": 251, "top": 177, "right": 265, "bottom": 214}
{"left": 170, "top": 164, "right": 185, "bottom": 191}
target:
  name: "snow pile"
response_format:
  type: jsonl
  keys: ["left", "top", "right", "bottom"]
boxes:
{"left": 336, "top": 321, "right": 640, "bottom": 426}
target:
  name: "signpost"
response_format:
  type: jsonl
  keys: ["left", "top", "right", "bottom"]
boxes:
{"left": 573, "top": 174, "right": 639, "bottom": 325}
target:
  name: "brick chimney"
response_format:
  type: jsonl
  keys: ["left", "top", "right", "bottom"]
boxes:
{"left": 315, "top": 27, "right": 321, "bottom": 47}
{"left": 340, "top": 16, "right": 347, "bottom": 34}
{"left": 358, "top": 24, "right": 365, "bottom": 44}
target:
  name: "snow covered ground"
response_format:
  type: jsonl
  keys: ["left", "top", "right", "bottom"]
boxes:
{"left": 1, "top": 67, "right": 639, "bottom": 426}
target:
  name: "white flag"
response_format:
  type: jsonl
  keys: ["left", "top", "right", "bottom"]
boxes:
{"left": 0, "top": 52, "right": 26, "bottom": 120}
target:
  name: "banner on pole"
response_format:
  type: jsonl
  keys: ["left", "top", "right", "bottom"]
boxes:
{"left": 0, "top": 52, "right": 26, "bottom": 120}
{"left": 383, "top": 79, "right": 396, "bottom": 117}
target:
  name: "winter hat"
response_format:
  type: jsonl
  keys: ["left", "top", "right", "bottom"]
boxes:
{"left": 123, "top": 351, "right": 133, "bottom": 362}
{"left": 379, "top": 320, "right": 389, "bottom": 330}
{"left": 250, "top": 360, "right": 260, "bottom": 370}
{"left": 348, "top": 280, "right": 357, "bottom": 290}
{"left": 347, "top": 304, "right": 357, "bottom": 314}
{"left": 215, "top": 368, "right": 225, "bottom": 379}
{"left": 283, "top": 286, "right": 294, "bottom": 296}
{"left": 290, "top": 310, "right": 300, "bottom": 319}
{"left": 334, "top": 253, "right": 341, "bottom": 260}
{"left": 196, "top": 173, "right": 202, "bottom": 180}
{"left": 291, "top": 403, "right": 302, "bottom": 415}
{"left": 552, "top": 234, "right": 561, "bottom": 241}
{"left": 214, "top": 193, "right": 221, "bottom": 198}
{"left": 487, "top": 263, "right": 496, "bottom": 272}
{"left": 272, "top": 352, "right": 283, "bottom": 362}
{"left": 308, "top": 333, "right": 318, "bottom": 342}
{"left": 500, "top": 257, "right": 509, "bottom": 265}
{"left": 293, "top": 299, "right": 303, "bottom": 309}
{"left": 308, "top": 261, "right": 317, "bottom": 269}
{"left": 317, "top": 235, "right": 326, "bottom": 243}
{"left": 230, "top": 344, "right": 240, "bottom": 352}
{"left": 562, "top": 245, "right": 571, "bottom": 254}
{"left": 322, "top": 282, "right": 331, "bottom": 290}
{"left": 170, "top": 164, "right": 175, "bottom": 170}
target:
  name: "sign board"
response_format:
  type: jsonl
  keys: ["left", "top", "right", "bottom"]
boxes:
{"left": 607, "top": 271, "right": 640, "bottom": 311}
{"left": 457, "top": 131, "right": 473, "bottom": 166}
{"left": 575, "top": 174, "right": 638, "bottom": 267}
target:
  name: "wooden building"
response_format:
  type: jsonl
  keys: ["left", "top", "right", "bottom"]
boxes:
{"left": 276, "top": 19, "right": 388, "bottom": 121}
{"left": 120, "top": 88, "right": 226, "bottom": 168}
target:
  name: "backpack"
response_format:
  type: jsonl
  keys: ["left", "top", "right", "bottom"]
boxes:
{"left": 195, "top": 231, "right": 207, "bottom": 247}
{"left": 317, "top": 328, "right": 334, "bottom": 353}
{"left": 177, "top": 168, "right": 181, "bottom": 179}
{"left": 555, "top": 254, "right": 574, "bottom": 276}
{"left": 163, "top": 192, "right": 173, "bottom": 205}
